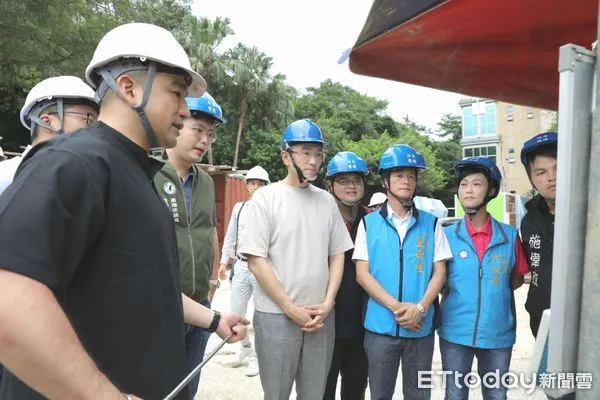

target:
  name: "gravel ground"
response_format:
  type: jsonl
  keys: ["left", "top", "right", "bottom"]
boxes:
{"left": 197, "top": 280, "right": 547, "bottom": 399}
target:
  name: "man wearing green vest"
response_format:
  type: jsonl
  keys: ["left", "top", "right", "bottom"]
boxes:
{"left": 153, "top": 92, "right": 225, "bottom": 399}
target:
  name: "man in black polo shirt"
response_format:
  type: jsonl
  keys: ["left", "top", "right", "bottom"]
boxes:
{"left": 0, "top": 23, "right": 247, "bottom": 400}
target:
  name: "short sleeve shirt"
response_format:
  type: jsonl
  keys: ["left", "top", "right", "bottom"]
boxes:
{"left": 239, "top": 182, "right": 354, "bottom": 313}
{"left": 465, "top": 215, "right": 529, "bottom": 275}
{"left": 0, "top": 145, "right": 32, "bottom": 195}
{"left": 353, "top": 205, "right": 453, "bottom": 263}
{"left": 0, "top": 123, "right": 188, "bottom": 399}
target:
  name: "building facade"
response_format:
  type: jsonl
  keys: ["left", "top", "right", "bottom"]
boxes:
{"left": 459, "top": 97, "right": 556, "bottom": 195}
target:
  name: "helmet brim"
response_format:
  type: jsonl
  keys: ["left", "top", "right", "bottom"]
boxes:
{"left": 20, "top": 93, "right": 99, "bottom": 130}
{"left": 85, "top": 56, "right": 207, "bottom": 97}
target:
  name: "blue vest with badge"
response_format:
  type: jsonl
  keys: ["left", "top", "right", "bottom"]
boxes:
{"left": 439, "top": 217, "right": 518, "bottom": 349}
{"left": 363, "top": 203, "right": 439, "bottom": 338}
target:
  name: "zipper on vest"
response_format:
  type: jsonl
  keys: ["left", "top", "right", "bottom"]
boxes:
{"left": 470, "top": 225, "right": 508, "bottom": 347}
{"left": 396, "top": 239, "right": 404, "bottom": 337}
{"left": 176, "top": 176, "right": 196, "bottom": 297}
{"left": 472, "top": 260, "right": 483, "bottom": 346}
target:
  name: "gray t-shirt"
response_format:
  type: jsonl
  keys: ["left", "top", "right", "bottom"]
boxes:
{"left": 239, "top": 181, "right": 354, "bottom": 313}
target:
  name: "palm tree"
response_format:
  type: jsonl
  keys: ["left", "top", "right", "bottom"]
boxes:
{"left": 226, "top": 44, "right": 272, "bottom": 170}
{"left": 173, "top": 16, "right": 234, "bottom": 164}
{"left": 173, "top": 15, "right": 233, "bottom": 84}
{"left": 252, "top": 73, "right": 295, "bottom": 130}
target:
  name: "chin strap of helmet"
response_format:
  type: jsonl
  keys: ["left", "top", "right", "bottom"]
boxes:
{"left": 28, "top": 98, "right": 66, "bottom": 135}
{"left": 288, "top": 152, "right": 306, "bottom": 183}
{"left": 97, "top": 60, "right": 160, "bottom": 151}
{"left": 463, "top": 201, "right": 485, "bottom": 216}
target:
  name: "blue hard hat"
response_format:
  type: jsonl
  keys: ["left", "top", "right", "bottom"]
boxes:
{"left": 281, "top": 118, "right": 325, "bottom": 150}
{"left": 521, "top": 132, "right": 557, "bottom": 165}
{"left": 378, "top": 144, "right": 427, "bottom": 173}
{"left": 454, "top": 156, "right": 502, "bottom": 198}
{"left": 185, "top": 92, "right": 226, "bottom": 124}
{"left": 326, "top": 151, "right": 369, "bottom": 177}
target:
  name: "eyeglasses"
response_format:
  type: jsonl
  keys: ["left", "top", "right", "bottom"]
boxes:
{"left": 183, "top": 124, "right": 217, "bottom": 143}
{"left": 288, "top": 150, "right": 324, "bottom": 161}
{"left": 335, "top": 178, "right": 364, "bottom": 187}
{"left": 53, "top": 111, "right": 98, "bottom": 127}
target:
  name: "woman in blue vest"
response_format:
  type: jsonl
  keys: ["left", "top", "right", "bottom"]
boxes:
{"left": 354, "top": 144, "right": 452, "bottom": 400}
{"left": 440, "top": 156, "right": 529, "bottom": 400}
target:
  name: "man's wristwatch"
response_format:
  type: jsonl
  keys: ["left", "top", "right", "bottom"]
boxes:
{"left": 416, "top": 303, "right": 427, "bottom": 318}
{"left": 207, "top": 310, "right": 221, "bottom": 333}
{"left": 209, "top": 279, "right": 220, "bottom": 289}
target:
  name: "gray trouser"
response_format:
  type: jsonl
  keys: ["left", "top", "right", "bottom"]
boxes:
{"left": 231, "top": 263, "right": 255, "bottom": 347}
{"left": 364, "top": 330, "right": 435, "bottom": 400}
{"left": 254, "top": 310, "right": 335, "bottom": 400}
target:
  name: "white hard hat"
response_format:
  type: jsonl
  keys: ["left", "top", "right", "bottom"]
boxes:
{"left": 85, "top": 23, "right": 206, "bottom": 96}
{"left": 368, "top": 192, "right": 387, "bottom": 207}
{"left": 19, "top": 76, "right": 97, "bottom": 130}
{"left": 245, "top": 166, "right": 270, "bottom": 184}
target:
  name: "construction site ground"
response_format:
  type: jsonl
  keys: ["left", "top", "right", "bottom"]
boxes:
{"left": 198, "top": 279, "right": 547, "bottom": 399}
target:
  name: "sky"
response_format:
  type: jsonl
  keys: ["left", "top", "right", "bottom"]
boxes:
{"left": 191, "top": 0, "right": 462, "bottom": 131}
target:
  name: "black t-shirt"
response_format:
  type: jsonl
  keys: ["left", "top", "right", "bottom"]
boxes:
{"left": 0, "top": 122, "right": 188, "bottom": 399}
{"left": 334, "top": 206, "right": 369, "bottom": 339}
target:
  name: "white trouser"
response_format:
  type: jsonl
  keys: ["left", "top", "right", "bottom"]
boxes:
{"left": 231, "top": 259, "right": 256, "bottom": 347}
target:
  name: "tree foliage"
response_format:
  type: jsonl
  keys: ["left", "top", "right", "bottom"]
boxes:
{"left": 0, "top": 0, "right": 192, "bottom": 144}
{"left": 1, "top": 2, "right": 464, "bottom": 207}
{"left": 293, "top": 81, "right": 448, "bottom": 198}
{"left": 295, "top": 80, "right": 398, "bottom": 141}
{"left": 436, "top": 113, "right": 462, "bottom": 142}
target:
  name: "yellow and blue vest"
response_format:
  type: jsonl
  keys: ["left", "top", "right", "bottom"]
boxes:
{"left": 363, "top": 204, "right": 438, "bottom": 338}
{"left": 439, "top": 217, "right": 518, "bottom": 349}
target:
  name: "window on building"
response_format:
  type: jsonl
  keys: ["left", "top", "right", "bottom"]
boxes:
{"left": 464, "top": 145, "right": 497, "bottom": 164}
{"left": 507, "top": 106, "right": 514, "bottom": 121}
{"left": 527, "top": 108, "right": 534, "bottom": 119}
{"left": 462, "top": 101, "right": 497, "bottom": 138}
{"left": 508, "top": 147, "right": 515, "bottom": 163}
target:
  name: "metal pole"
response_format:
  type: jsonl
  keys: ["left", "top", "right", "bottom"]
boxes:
{"left": 546, "top": 44, "right": 595, "bottom": 399}
{"left": 577, "top": 2, "right": 600, "bottom": 397}
{"left": 162, "top": 334, "right": 232, "bottom": 400}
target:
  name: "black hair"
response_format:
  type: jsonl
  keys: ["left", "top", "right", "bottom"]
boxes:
{"left": 189, "top": 111, "right": 217, "bottom": 126}
{"left": 525, "top": 144, "right": 558, "bottom": 178}
{"left": 457, "top": 166, "right": 497, "bottom": 193}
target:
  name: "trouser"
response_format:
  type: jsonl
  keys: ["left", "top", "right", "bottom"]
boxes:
{"left": 364, "top": 330, "right": 435, "bottom": 400}
{"left": 230, "top": 262, "right": 255, "bottom": 347}
{"left": 529, "top": 309, "right": 543, "bottom": 338}
{"left": 184, "top": 299, "right": 212, "bottom": 400}
{"left": 440, "top": 338, "right": 512, "bottom": 400}
{"left": 323, "top": 336, "right": 368, "bottom": 400}
{"left": 254, "top": 310, "right": 335, "bottom": 400}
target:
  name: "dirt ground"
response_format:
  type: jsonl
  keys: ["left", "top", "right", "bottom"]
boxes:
{"left": 196, "top": 280, "right": 548, "bottom": 399}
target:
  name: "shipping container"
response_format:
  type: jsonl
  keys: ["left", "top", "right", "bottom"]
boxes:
{"left": 199, "top": 165, "right": 250, "bottom": 268}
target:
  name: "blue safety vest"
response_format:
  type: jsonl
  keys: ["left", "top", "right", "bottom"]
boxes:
{"left": 439, "top": 217, "right": 517, "bottom": 349}
{"left": 363, "top": 203, "right": 438, "bottom": 338}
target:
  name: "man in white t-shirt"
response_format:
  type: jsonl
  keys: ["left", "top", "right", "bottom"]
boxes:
{"left": 239, "top": 119, "right": 353, "bottom": 400}
{"left": 0, "top": 76, "right": 98, "bottom": 195}
{"left": 219, "top": 165, "right": 270, "bottom": 377}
